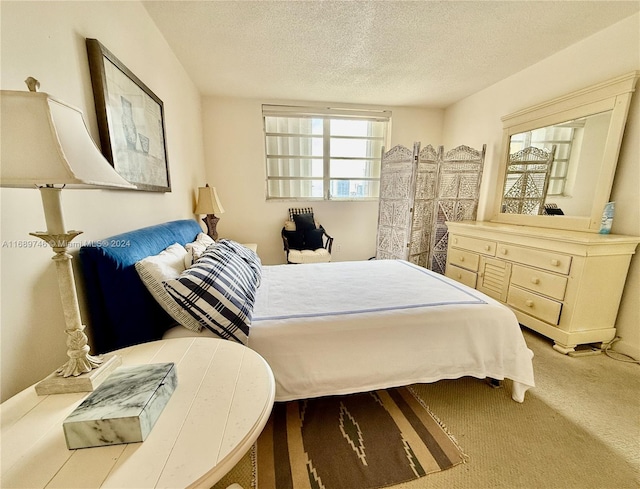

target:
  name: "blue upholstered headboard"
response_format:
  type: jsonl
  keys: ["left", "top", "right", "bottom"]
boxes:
{"left": 79, "top": 219, "right": 202, "bottom": 354}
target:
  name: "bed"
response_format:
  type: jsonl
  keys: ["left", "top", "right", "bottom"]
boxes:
{"left": 80, "top": 219, "right": 535, "bottom": 403}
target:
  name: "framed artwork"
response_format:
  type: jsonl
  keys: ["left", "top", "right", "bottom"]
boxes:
{"left": 86, "top": 38, "right": 171, "bottom": 192}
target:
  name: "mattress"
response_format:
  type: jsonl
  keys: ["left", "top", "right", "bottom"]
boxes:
{"left": 166, "top": 260, "right": 535, "bottom": 402}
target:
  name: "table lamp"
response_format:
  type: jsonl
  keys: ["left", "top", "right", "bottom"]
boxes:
{"left": 194, "top": 184, "right": 225, "bottom": 240}
{"left": 0, "top": 79, "right": 136, "bottom": 395}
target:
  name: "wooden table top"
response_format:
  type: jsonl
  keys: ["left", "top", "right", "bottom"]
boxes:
{"left": 1, "top": 337, "right": 275, "bottom": 488}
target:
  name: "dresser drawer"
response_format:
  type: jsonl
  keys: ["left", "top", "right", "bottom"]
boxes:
{"left": 445, "top": 264, "right": 477, "bottom": 288}
{"left": 450, "top": 234, "right": 496, "bottom": 256}
{"left": 496, "top": 244, "right": 571, "bottom": 275}
{"left": 510, "top": 264, "right": 568, "bottom": 300}
{"left": 447, "top": 248, "right": 480, "bottom": 272}
{"left": 507, "top": 286, "right": 562, "bottom": 325}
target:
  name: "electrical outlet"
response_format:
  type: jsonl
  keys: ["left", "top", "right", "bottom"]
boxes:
{"left": 335, "top": 244, "right": 342, "bottom": 252}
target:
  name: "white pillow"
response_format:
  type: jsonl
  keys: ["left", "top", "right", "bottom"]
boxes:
{"left": 184, "top": 232, "right": 216, "bottom": 268}
{"left": 134, "top": 243, "right": 202, "bottom": 332}
{"left": 284, "top": 219, "right": 320, "bottom": 231}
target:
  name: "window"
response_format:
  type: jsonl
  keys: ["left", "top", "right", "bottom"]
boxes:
{"left": 263, "top": 105, "right": 390, "bottom": 200}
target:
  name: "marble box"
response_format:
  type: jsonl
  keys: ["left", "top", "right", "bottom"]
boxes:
{"left": 63, "top": 363, "right": 177, "bottom": 449}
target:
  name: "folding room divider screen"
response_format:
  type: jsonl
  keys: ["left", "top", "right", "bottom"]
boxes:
{"left": 375, "top": 143, "right": 486, "bottom": 273}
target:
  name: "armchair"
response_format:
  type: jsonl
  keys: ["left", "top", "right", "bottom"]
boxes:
{"left": 281, "top": 208, "right": 333, "bottom": 264}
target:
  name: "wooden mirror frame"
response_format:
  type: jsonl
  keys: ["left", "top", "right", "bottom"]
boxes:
{"left": 491, "top": 71, "right": 638, "bottom": 232}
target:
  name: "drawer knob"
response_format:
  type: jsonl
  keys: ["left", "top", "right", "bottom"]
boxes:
{"left": 501, "top": 248, "right": 508, "bottom": 255}
{"left": 551, "top": 259, "right": 559, "bottom": 266}
{"left": 453, "top": 238, "right": 458, "bottom": 244}
{"left": 525, "top": 300, "right": 534, "bottom": 307}
{"left": 457, "top": 273, "right": 462, "bottom": 279}
{"left": 531, "top": 277, "right": 540, "bottom": 285}
{"left": 484, "top": 245, "right": 490, "bottom": 251}
{"left": 459, "top": 256, "right": 465, "bottom": 262}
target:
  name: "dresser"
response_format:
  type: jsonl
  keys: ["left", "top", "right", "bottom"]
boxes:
{"left": 445, "top": 221, "right": 639, "bottom": 354}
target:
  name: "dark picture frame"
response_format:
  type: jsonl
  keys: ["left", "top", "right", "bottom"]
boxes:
{"left": 86, "top": 38, "right": 171, "bottom": 192}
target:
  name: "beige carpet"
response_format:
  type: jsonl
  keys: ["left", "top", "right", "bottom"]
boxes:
{"left": 213, "top": 329, "right": 640, "bottom": 489}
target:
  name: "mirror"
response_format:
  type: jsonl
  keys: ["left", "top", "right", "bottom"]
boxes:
{"left": 501, "top": 110, "right": 612, "bottom": 217}
{"left": 492, "top": 71, "right": 638, "bottom": 232}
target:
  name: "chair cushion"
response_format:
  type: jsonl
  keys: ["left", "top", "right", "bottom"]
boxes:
{"left": 287, "top": 248, "right": 331, "bottom": 264}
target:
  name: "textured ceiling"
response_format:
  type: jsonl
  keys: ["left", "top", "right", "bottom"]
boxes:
{"left": 143, "top": 1, "right": 639, "bottom": 108}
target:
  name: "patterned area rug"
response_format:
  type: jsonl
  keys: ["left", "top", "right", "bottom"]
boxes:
{"left": 256, "top": 387, "right": 466, "bottom": 489}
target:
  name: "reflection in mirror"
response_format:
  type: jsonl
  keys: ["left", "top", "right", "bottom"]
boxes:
{"left": 502, "top": 110, "right": 612, "bottom": 217}
{"left": 502, "top": 146, "right": 556, "bottom": 215}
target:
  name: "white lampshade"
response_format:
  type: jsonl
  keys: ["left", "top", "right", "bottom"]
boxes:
{"left": 0, "top": 89, "right": 135, "bottom": 189}
{"left": 195, "top": 185, "right": 225, "bottom": 215}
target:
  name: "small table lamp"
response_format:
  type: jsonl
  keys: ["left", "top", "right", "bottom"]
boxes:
{"left": 195, "top": 184, "right": 225, "bottom": 240}
{"left": 0, "top": 79, "right": 136, "bottom": 395}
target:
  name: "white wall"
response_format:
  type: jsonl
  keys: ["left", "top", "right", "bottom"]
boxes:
{"left": 202, "top": 98, "right": 443, "bottom": 265}
{"left": 442, "top": 13, "right": 640, "bottom": 359}
{"left": 0, "top": 1, "right": 206, "bottom": 401}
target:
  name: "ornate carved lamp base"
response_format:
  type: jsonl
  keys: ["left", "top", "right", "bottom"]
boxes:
{"left": 35, "top": 354, "right": 122, "bottom": 395}
{"left": 202, "top": 213, "right": 220, "bottom": 240}
{"left": 31, "top": 187, "right": 121, "bottom": 395}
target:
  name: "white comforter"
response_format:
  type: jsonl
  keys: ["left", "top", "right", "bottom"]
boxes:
{"left": 164, "top": 260, "right": 535, "bottom": 402}
{"left": 248, "top": 260, "right": 534, "bottom": 402}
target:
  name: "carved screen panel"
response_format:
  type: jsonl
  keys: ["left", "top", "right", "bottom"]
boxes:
{"left": 408, "top": 144, "right": 438, "bottom": 267}
{"left": 375, "top": 144, "right": 417, "bottom": 260}
{"left": 376, "top": 142, "right": 485, "bottom": 272}
{"left": 429, "top": 145, "right": 486, "bottom": 275}
{"left": 502, "top": 146, "right": 556, "bottom": 215}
